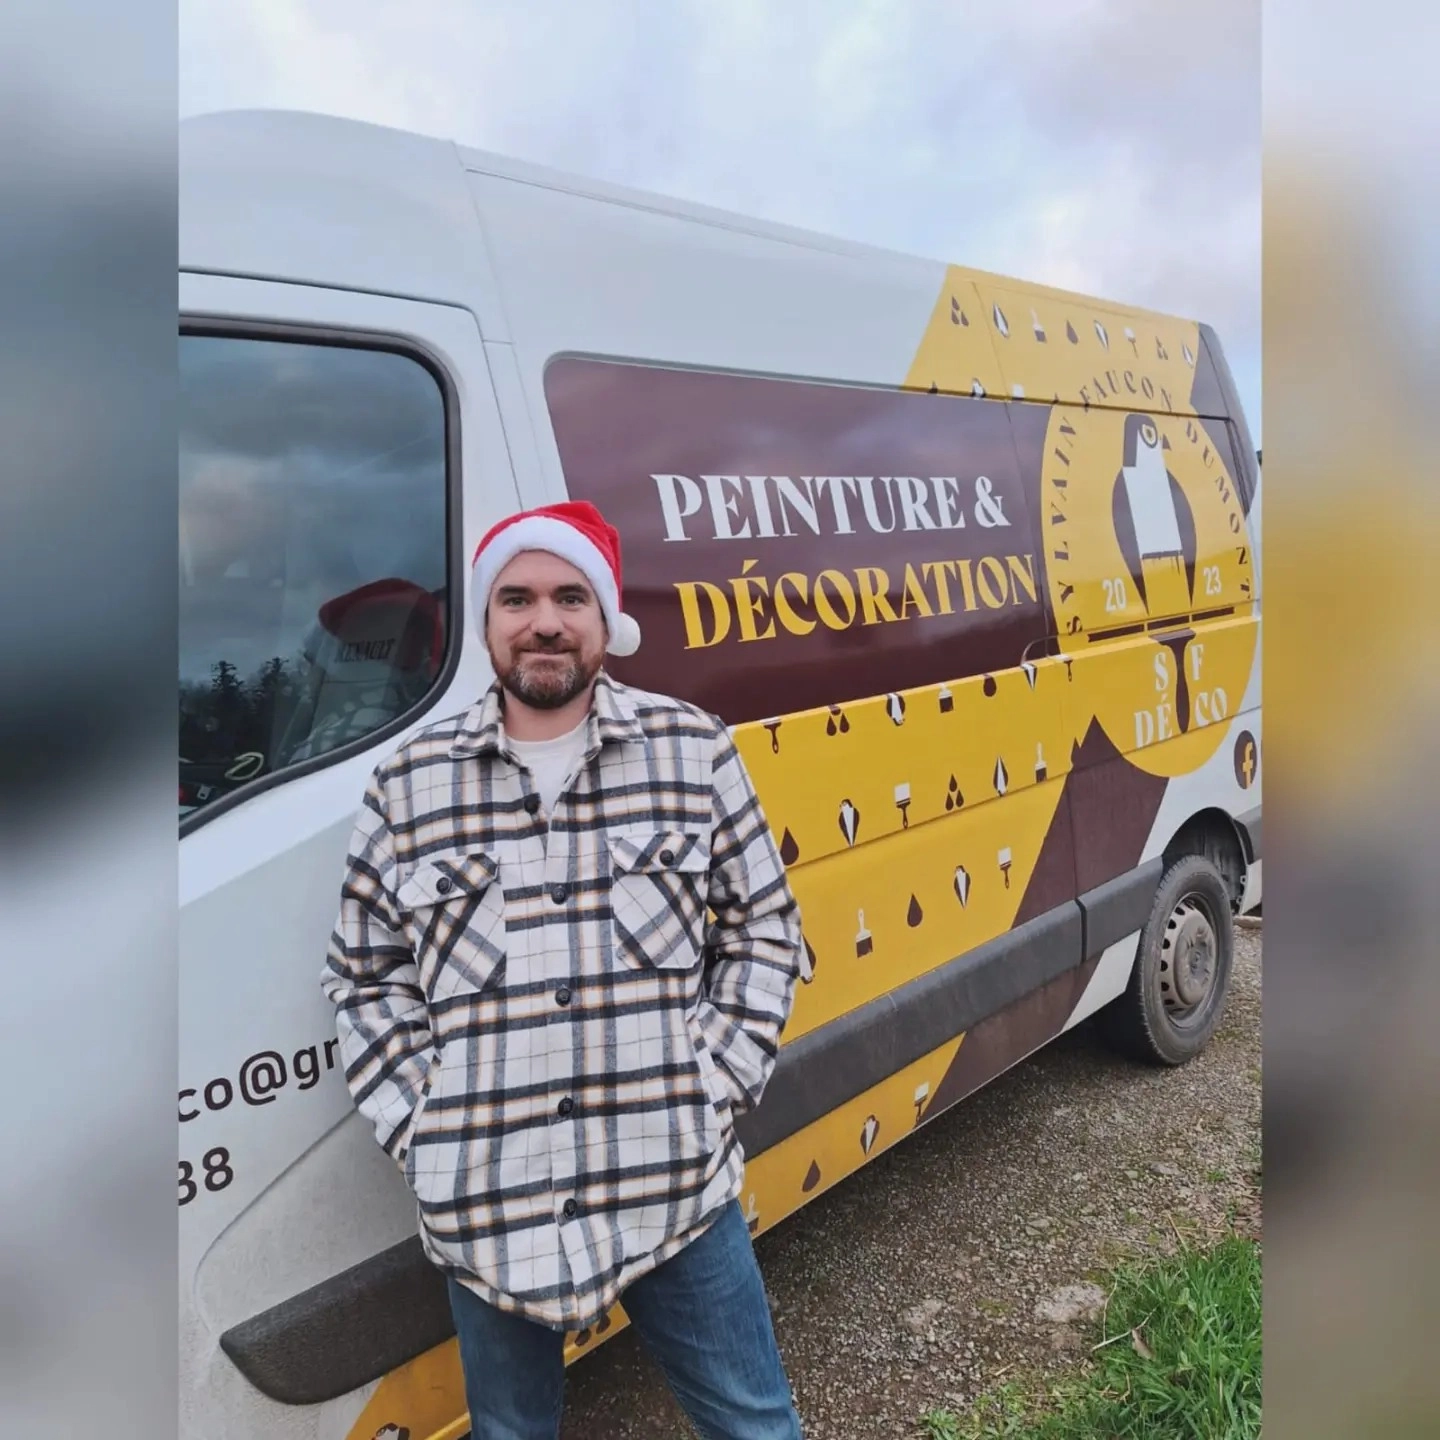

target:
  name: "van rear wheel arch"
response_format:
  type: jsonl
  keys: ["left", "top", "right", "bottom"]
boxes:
{"left": 1161, "top": 808, "right": 1248, "bottom": 911}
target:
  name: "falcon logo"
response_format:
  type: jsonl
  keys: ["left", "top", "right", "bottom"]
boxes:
{"left": 1112, "top": 412, "right": 1197, "bottom": 615}
{"left": 1043, "top": 396, "right": 1258, "bottom": 778}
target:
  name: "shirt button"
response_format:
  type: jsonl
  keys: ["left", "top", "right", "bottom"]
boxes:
{"left": 658, "top": 848, "right": 675, "bottom": 865}
{"left": 562, "top": 1198, "right": 578, "bottom": 1220}
{"left": 435, "top": 877, "right": 452, "bottom": 895}
{"left": 524, "top": 794, "right": 540, "bottom": 814}
{"left": 550, "top": 883, "right": 568, "bottom": 904}
{"left": 555, "top": 987, "right": 572, "bottom": 1007}
{"left": 557, "top": 1096, "right": 574, "bottom": 1117}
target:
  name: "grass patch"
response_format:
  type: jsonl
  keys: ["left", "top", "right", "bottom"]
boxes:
{"left": 918, "top": 1236, "right": 1261, "bottom": 1438}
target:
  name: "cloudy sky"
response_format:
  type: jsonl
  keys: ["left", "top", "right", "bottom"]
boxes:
{"left": 179, "top": 0, "right": 1260, "bottom": 440}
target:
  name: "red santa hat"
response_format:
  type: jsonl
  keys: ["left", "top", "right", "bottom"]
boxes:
{"left": 471, "top": 500, "right": 641, "bottom": 656}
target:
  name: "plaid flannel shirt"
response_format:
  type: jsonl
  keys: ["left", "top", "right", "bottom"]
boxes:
{"left": 321, "top": 673, "right": 802, "bottom": 1331}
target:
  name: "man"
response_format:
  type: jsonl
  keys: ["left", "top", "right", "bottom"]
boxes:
{"left": 322, "top": 500, "right": 805, "bottom": 1440}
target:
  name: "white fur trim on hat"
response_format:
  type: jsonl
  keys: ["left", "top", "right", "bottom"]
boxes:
{"left": 471, "top": 514, "right": 642, "bottom": 656}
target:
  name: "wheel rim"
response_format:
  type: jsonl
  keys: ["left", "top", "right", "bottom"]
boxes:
{"left": 1158, "top": 892, "right": 1220, "bottom": 1023}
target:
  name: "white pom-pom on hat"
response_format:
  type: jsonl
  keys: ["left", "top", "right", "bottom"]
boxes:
{"left": 471, "top": 500, "right": 642, "bottom": 657}
{"left": 607, "top": 610, "right": 641, "bottom": 657}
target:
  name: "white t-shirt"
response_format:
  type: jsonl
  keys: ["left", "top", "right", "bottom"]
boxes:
{"left": 507, "top": 717, "right": 589, "bottom": 820}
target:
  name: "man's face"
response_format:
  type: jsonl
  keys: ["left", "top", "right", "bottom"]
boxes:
{"left": 485, "top": 550, "right": 607, "bottom": 709}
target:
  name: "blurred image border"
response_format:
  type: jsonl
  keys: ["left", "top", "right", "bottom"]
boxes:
{"left": 1264, "top": 1, "right": 1440, "bottom": 1436}
{"left": 0, "top": 1, "right": 179, "bottom": 1436}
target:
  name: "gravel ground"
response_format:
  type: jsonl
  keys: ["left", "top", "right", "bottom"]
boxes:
{"left": 557, "top": 927, "right": 1262, "bottom": 1440}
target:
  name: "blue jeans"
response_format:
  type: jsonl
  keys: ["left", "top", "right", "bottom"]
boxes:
{"left": 447, "top": 1199, "right": 803, "bottom": 1440}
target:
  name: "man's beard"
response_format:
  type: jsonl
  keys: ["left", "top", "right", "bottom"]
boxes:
{"left": 499, "top": 643, "right": 600, "bottom": 710}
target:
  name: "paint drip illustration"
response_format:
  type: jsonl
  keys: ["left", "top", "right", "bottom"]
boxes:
{"left": 907, "top": 894, "right": 924, "bottom": 927}
{"left": 826, "top": 704, "right": 850, "bottom": 737}
{"left": 779, "top": 828, "right": 800, "bottom": 865}
{"left": 945, "top": 775, "right": 964, "bottom": 812}
{"left": 802, "top": 1160, "right": 822, "bottom": 1192}
{"left": 951, "top": 296, "right": 968, "bottom": 326}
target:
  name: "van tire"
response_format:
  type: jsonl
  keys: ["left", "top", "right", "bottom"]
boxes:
{"left": 1097, "top": 855, "right": 1235, "bottom": 1066}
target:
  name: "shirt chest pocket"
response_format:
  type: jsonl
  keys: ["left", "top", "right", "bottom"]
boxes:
{"left": 397, "top": 852, "right": 507, "bottom": 1002}
{"left": 606, "top": 830, "right": 711, "bottom": 971}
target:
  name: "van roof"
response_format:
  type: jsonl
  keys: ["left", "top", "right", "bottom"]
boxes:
{"left": 180, "top": 108, "right": 1195, "bottom": 327}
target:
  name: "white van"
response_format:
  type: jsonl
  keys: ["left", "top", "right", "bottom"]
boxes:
{"left": 180, "top": 108, "right": 1261, "bottom": 1440}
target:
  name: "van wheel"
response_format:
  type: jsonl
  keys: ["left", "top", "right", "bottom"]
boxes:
{"left": 1097, "top": 855, "right": 1235, "bottom": 1066}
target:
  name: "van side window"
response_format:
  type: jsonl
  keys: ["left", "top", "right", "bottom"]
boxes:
{"left": 179, "top": 334, "right": 449, "bottom": 823}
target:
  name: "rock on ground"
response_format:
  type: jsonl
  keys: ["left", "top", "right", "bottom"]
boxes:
{"left": 1034, "top": 1282, "right": 1107, "bottom": 1326}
